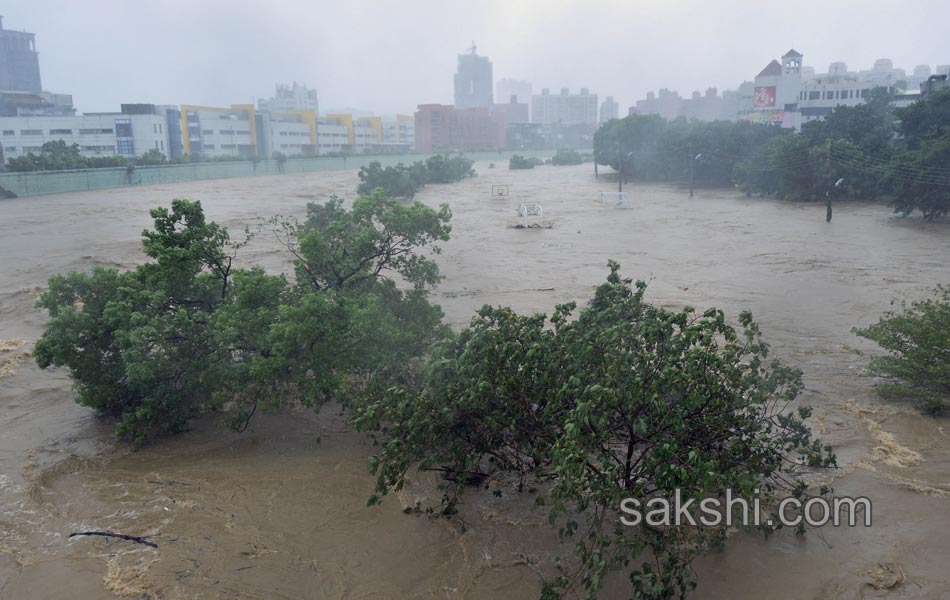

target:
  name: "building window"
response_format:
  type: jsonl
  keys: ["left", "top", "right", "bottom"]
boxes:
{"left": 79, "top": 128, "right": 113, "bottom": 134}
{"left": 204, "top": 144, "right": 215, "bottom": 150}
{"left": 4, "top": 146, "right": 15, "bottom": 152}
{"left": 49, "top": 128, "right": 73, "bottom": 135}
{"left": 2, "top": 130, "right": 14, "bottom": 136}
{"left": 202, "top": 129, "right": 214, "bottom": 135}
{"left": 20, "top": 129, "right": 42, "bottom": 135}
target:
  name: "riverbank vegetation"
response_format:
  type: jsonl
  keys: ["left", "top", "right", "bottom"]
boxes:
{"left": 594, "top": 88, "right": 950, "bottom": 219}
{"left": 854, "top": 285, "right": 950, "bottom": 414}
{"left": 35, "top": 191, "right": 839, "bottom": 598}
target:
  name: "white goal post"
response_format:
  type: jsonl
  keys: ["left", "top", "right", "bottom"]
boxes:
{"left": 518, "top": 203, "right": 543, "bottom": 227}
{"left": 600, "top": 191, "right": 631, "bottom": 208}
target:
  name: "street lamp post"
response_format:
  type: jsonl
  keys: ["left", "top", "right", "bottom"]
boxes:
{"left": 827, "top": 177, "right": 845, "bottom": 222}
{"left": 689, "top": 153, "right": 703, "bottom": 198}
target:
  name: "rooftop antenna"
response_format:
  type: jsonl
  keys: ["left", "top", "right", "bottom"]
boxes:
{"left": 466, "top": 41, "right": 477, "bottom": 55}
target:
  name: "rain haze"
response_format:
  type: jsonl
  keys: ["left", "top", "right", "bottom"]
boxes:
{"left": 5, "top": 0, "right": 950, "bottom": 113}
{"left": 1, "top": 1, "right": 949, "bottom": 599}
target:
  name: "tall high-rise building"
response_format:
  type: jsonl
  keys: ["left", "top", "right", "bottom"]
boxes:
{"left": 0, "top": 17, "right": 42, "bottom": 93}
{"left": 454, "top": 44, "right": 493, "bottom": 109}
{"left": 532, "top": 88, "right": 598, "bottom": 125}
{"left": 599, "top": 96, "right": 619, "bottom": 123}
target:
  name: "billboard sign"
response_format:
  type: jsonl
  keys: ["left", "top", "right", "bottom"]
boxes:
{"left": 753, "top": 86, "right": 777, "bottom": 108}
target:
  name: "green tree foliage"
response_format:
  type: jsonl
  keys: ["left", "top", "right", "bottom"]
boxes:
{"left": 357, "top": 155, "right": 474, "bottom": 199}
{"left": 35, "top": 192, "right": 452, "bottom": 441}
{"left": 34, "top": 200, "right": 238, "bottom": 441}
{"left": 853, "top": 286, "right": 950, "bottom": 413}
{"left": 551, "top": 148, "right": 584, "bottom": 165}
{"left": 423, "top": 154, "right": 475, "bottom": 183}
{"left": 594, "top": 116, "right": 786, "bottom": 187}
{"left": 357, "top": 161, "right": 428, "bottom": 198}
{"left": 509, "top": 155, "right": 540, "bottom": 169}
{"left": 273, "top": 151, "right": 288, "bottom": 173}
{"left": 593, "top": 87, "right": 950, "bottom": 218}
{"left": 358, "top": 262, "right": 835, "bottom": 599}
{"left": 136, "top": 148, "right": 168, "bottom": 166}
{"left": 889, "top": 89, "right": 950, "bottom": 220}
{"left": 7, "top": 140, "right": 128, "bottom": 172}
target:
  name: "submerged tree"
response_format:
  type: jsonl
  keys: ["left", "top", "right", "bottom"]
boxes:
{"left": 854, "top": 285, "right": 950, "bottom": 413}
{"left": 35, "top": 192, "right": 452, "bottom": 442}
{"left": 358, "top": 262, "right": 835, "bottom": 599}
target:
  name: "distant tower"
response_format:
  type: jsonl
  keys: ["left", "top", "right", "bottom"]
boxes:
{"left": 454, "top": 43, "right": 493, "bottom": 109}
{"left": 783, "top": 49, "right": 802, "bottom": 75}
{"left": 0, "top": 17, "right": 43, "bottom": 93}
{"left": 781, "top": 49, "right": 803, "bottom": 108}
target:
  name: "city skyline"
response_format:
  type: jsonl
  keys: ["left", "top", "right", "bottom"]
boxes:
{"left": 5, "top": 0, "right": 950, "bottom": 116}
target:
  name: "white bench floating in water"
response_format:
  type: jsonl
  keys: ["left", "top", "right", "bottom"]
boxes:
{"left": 518, "top": 203, "right": 543, "bottom": 227}
{"left": 600, "top": 191, "right": 631, "bottom": 208}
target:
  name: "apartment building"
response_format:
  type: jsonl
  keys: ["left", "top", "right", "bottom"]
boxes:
{"left": 532, "top": 88, "right": 598, "bottom": 125}
{"left": 414, "top": 104, "right": 505, "bottom": 152}
{"left": 0, "top": 112, "right": 170, "bottom": 163}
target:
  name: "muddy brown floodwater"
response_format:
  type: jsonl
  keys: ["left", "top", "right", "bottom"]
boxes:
{"left": 1, "top": 163, "right": 948, "bottom": 599}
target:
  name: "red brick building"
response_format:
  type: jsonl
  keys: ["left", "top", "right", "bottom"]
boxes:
{"left": 413, "top": 104, "right": 505, "bottom": 152}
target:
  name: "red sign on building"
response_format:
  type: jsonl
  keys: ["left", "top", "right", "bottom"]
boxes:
{"left": 753, "top": 86, "right": 776, "bottom": 108}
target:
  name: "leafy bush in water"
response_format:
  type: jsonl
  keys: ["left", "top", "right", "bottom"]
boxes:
{"left": 357, "top": 155, "right": 474, "bottom": 199}
{"left": 357, "top": 262, "right": 835, "bottom": 599}
{"left": 509, "top": 155, "right": 539, "bottom": 169}
{"left": 35, "top": 193, "right": 452, "bottom": 442}
{"left": 551, "top": 148, "right": 583, "bottom": 165}
{"left": 424, "top": 154, "right": 475, "bottom": 183}
{"left": 853, "top": 285, "right": 950, "bottom": 413}
{"left": 357, "top": 161, "right": 428, "bottom": 198}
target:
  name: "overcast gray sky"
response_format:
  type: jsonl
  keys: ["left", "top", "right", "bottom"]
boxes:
{"left": 6, "top": 0, "right": 950, "bottom": 115}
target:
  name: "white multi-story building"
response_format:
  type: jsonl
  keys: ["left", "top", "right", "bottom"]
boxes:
{"left": 0, "top": 112, "right": 169, "bottom": 163}
{"left": 532, "top": 88, "right": 598, "bottom": 125}
{"left": 353, "top": 119, "right": 381, "bottom": 152}
{"left": 181, "top": 104, "right": 323, "bottom": 158}
{"left": 599, "top": 96, "right": 619, "bottom": 123}
{"left": 265, "top": 112, "right": 316, "bottom": 156}
{"left": 630, "top": 50, "right": 944, "bottom": 130}
{"left": 181, "top": 104, "right": 258, "bottom": 158}
{"left": 381, "top": 114, "right": 414, "bottom": 149}
{"left": 317, "top": 116, "right": 351, "bottom": 154}
{"left": 257, "top": 82, "right": 318, "bottom": 115}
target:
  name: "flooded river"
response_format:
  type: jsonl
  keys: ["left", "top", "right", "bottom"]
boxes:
{"left": 1, "top": 164, "right": 948, "bottom": 598}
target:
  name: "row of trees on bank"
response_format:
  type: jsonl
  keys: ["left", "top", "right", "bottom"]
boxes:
{"left": 5, "top": 141, "right": 270, "bottom": 172}
{"left": 4, "top": 141, "right": 419, "bottom": 173}
{"left": 594, "top": 88, "right": 950, "bottom": 219}
{"left": 356, "top": 154, "right": 475, "bottom": 198}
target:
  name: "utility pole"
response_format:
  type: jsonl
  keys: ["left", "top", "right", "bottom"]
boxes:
{"left": 619, "top": 151, "right": 633, "bottom": 193}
